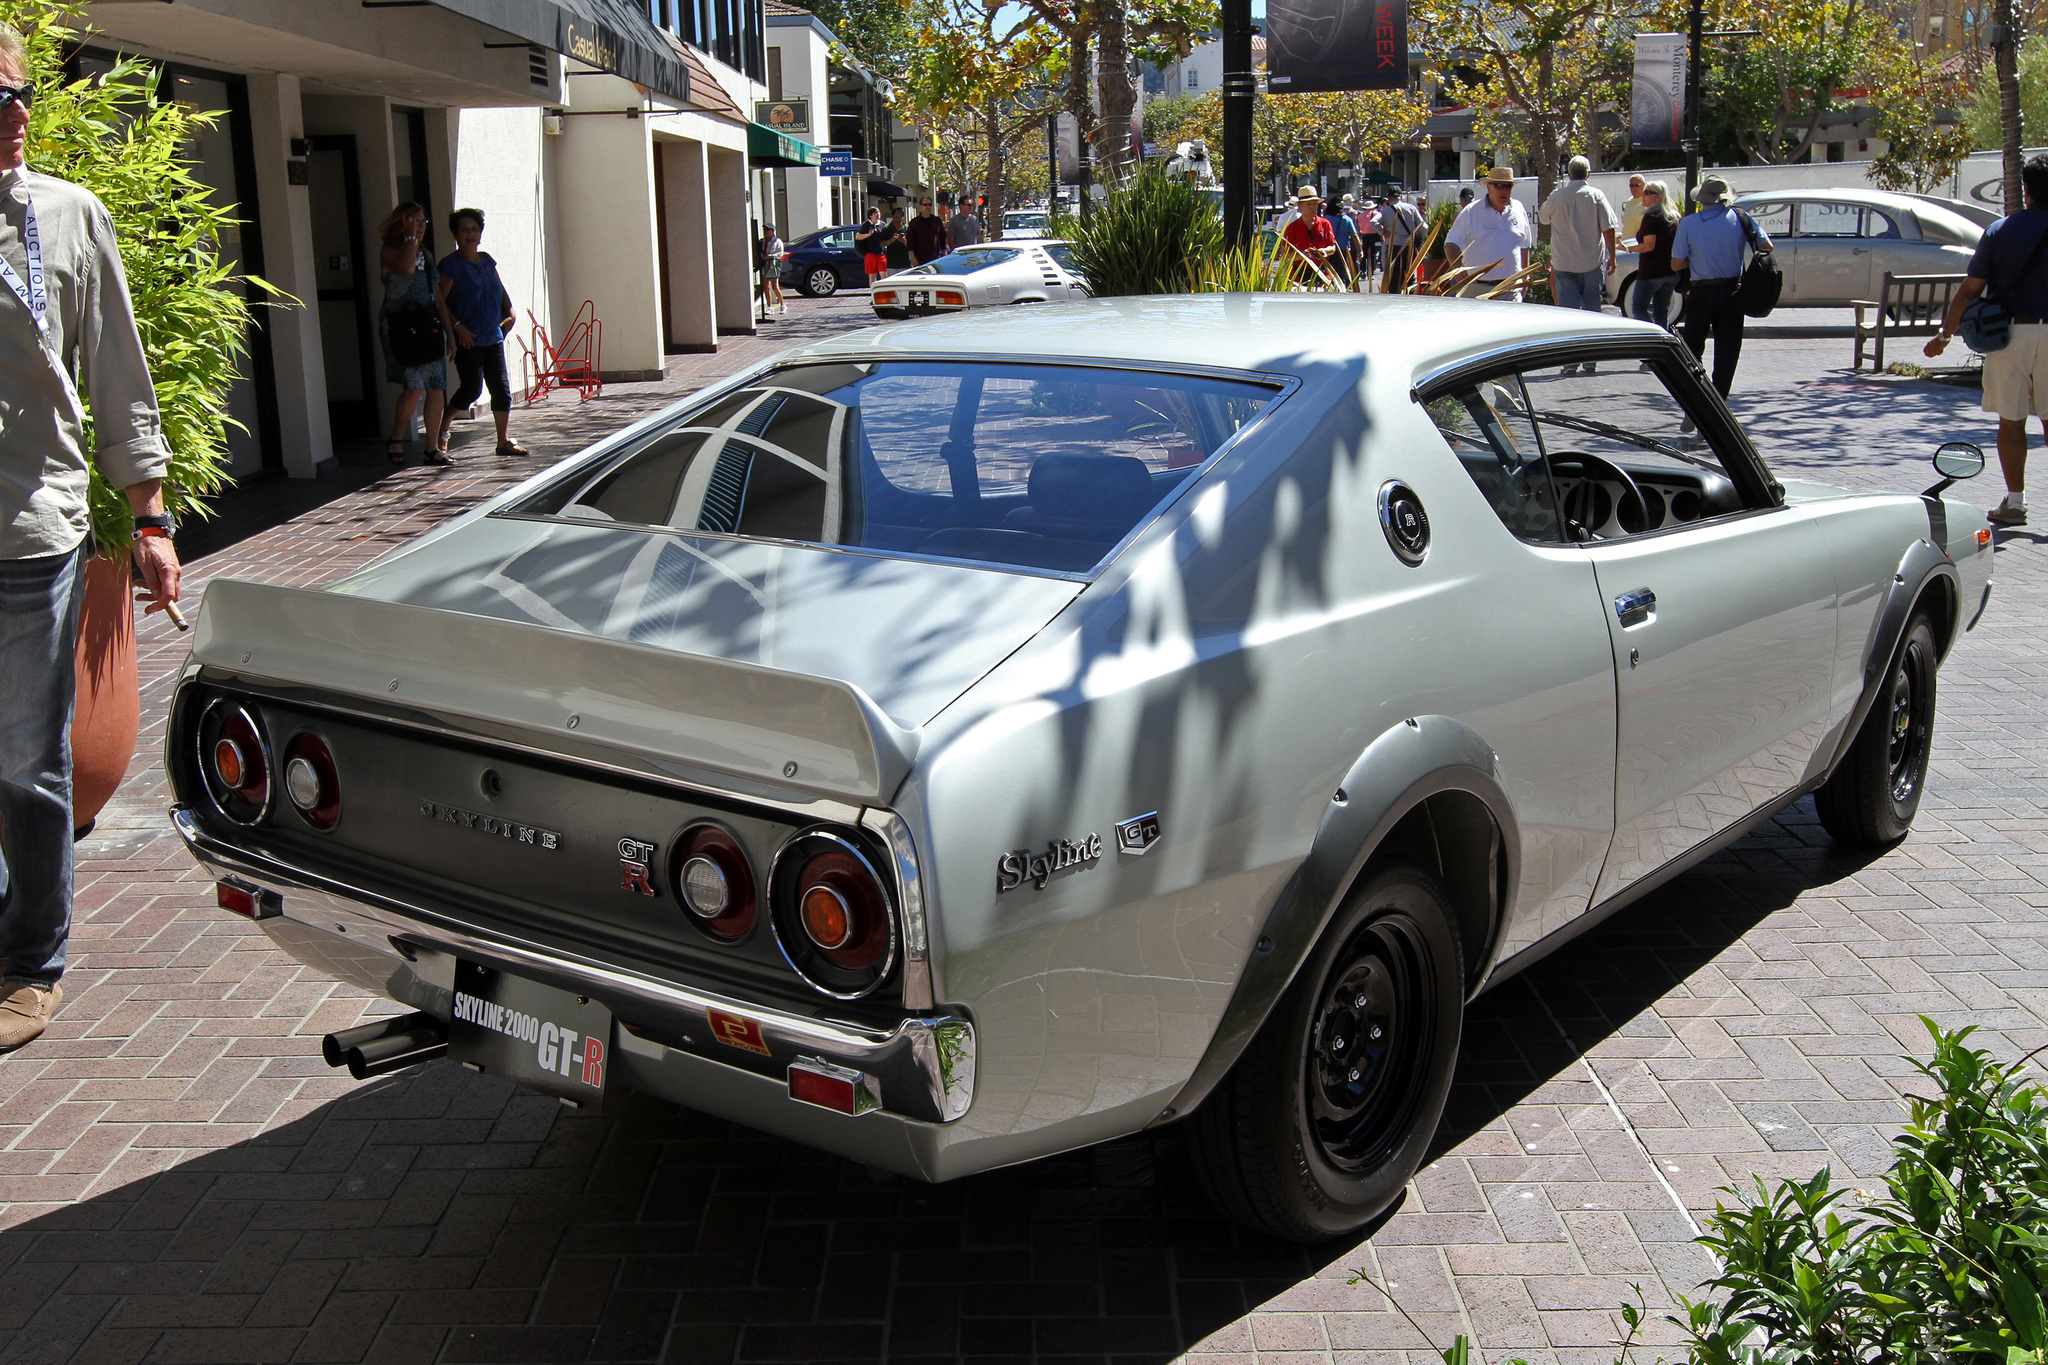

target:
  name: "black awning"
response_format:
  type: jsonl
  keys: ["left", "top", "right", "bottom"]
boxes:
{"left": 867, "top": 179, "right": 907, "bottom": 199}
{"left": 429, "top": 0, "right": 693, "bottom": 106}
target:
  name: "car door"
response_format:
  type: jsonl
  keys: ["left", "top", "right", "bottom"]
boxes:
{"left": 1518, "top": 356, "right": 1840, "bottom": 905}
{"left": 1859, "top": 205, "right": 1942, "bottom": 285}
{"left": 1790, "top": 199, "right": 1870, "bottom": 303}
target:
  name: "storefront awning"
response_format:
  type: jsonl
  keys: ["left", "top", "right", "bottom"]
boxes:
{"left": 749, "top": 122, "right": 820, "bottom": 167}
{"left": 867, "top": 179, "right": 907, "bottom": 199}
{"left": 428, "top": 0, "right": 693, "bottom": 105}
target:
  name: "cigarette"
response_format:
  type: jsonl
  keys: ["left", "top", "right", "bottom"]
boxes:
{"left": 164, "top": 600, "right": 189, "bottom": 632}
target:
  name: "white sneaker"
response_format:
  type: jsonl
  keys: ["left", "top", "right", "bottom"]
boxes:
{"left": 1990, "top": 496, "right": 2028, "bottom": 527}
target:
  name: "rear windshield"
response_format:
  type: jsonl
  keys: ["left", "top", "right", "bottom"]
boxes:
{"left": 905, "top": 247, "right": 1021, "bottom": 276}
{"left": 510, "top": 362, "right": 1277, "bottom": 575}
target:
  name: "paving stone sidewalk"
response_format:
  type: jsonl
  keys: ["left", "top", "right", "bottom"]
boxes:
{"left": 5, "top": 313, "right": 2043, "bottom": 1365}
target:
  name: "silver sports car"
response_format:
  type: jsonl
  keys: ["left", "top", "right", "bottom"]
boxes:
{"left": 871, "top": 240, "right": 1086, "bottom": 319}
{"left": 170, "top": 296, "right": 1992, "bottom": 1243}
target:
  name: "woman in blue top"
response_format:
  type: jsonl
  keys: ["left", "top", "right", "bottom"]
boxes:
{"left": 434, "top": 208, "right": 527, "bottom": 458}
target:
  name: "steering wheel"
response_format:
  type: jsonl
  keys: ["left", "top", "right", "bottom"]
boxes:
{"left": 1549, "top": 452, "right": 1647, "bottom": 542}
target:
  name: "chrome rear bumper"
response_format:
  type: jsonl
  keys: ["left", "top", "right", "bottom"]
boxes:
{"left": 172, "top": 808, "right": 974, "bottom": 1128}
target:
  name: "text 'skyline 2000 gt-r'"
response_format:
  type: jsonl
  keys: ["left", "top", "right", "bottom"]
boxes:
{"left": 170, "top": 295, "right": 1994, "bottom": 1243}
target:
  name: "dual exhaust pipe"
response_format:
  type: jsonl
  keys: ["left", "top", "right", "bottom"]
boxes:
{"left": 322, "top": 1011, "right": 448, "bottom": 1079}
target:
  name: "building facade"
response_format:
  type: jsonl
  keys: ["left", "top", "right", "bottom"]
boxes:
{"left": 80, "top": 0, "right": 800, "bottom": 482}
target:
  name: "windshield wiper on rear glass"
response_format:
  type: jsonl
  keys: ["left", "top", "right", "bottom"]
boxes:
{"left": 1529, "top": 409, "right": 1722, "bottom": 471}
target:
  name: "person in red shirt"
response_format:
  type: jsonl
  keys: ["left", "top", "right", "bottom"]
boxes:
{"left": 1281, "top": 186, "right": 1338, "bottom": 285}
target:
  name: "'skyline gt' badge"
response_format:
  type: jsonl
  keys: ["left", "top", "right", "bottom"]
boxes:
{"left": 1115, "top": 812, "right": 1163, "bottom": 856}
{"left": 618, "top": 838, "right": 659, "bottom": 896}
{"left": 997, "top": 834, "right": 1103, "bottom": 892}
{"left": 419, "top": 798, "right": 560, "bottom": 850}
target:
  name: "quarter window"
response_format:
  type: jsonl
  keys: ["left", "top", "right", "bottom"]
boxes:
{"left": 1862, "top": 208, "right": 1903, "bottom": 239}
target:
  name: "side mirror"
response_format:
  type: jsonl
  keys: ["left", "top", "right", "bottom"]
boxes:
{"left": 1933, "top": 441, "right": 1986, "bottom": 479}
{"left": 1925, "top": 441, "right": 1986, "bottom": 497}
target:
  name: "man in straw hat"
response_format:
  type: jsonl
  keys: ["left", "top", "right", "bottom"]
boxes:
{"left": 1671, "top": 172, "right": 1772, "bottom": 397}
{"left": 1445, "top": 166, "right": 1536, "bottom": 299}
{"left": 1281, "top": 186, "right": 1338, "bottom": 284}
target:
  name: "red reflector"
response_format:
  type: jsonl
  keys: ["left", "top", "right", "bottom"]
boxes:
{"left": 788, "top": 1059, "right": 872, "bottom": 1115}
{"left": 216, "top": 882, "right": 259, "bottom": 917}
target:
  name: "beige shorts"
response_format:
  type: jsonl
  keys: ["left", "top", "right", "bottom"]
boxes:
{"left": 1981, "top": 323, "right": 2048, "bottom": 420}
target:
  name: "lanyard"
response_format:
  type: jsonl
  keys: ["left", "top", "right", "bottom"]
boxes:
{"left": 0, "top": 190, "right": 45, "bottom": 334}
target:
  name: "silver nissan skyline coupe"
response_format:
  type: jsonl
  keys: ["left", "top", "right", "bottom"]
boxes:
{"left": 169, "top": 295, "right": 1993, "bottom": 1243}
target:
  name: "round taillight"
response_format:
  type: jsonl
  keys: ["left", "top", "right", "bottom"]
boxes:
{"left": 800, "top": 884, "right": 852, "bottom": 949}
{"left": 213, "top": 738, "right": 245, "bottom": 789}
{"left": 672, "top": 825, "right": 755, "bottom": 941}
{"left": 200, "top": 702, "right": 271, "bottom": 825}
{"left": 770, "top": 830, "right": 896, "bottom": 998}
{"left": 282, "top": 734, "right": 341, "bottom": 830}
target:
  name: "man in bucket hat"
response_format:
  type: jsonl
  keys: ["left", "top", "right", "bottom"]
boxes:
{"left": 1671, "top": 173, "right": 1773, "bottom": 397}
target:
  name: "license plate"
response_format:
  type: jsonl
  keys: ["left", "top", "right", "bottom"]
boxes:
{"left": 909, "top": 290, "right": 929, "bottom": 308}
{"left": 449, "top": 960, "right": 612, "bottom": 1109}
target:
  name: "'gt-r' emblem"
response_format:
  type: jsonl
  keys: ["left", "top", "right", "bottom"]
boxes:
{"left": 618, "top": 838, "right": 659, "bottom": 896}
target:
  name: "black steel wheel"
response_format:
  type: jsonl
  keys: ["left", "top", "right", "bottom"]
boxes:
{"left": 1816, "top": 611, "right": 1939, "bottom": 845}
{"left": 1190, "top": 861, "right": 1464, "bottom": 1243}
{"left": 803, "top": 266, "right": 840, "bottom": 298}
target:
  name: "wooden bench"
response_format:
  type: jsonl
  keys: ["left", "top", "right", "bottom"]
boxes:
{"left": 1853, "top": 272, "right": 1967, "bottom": 371}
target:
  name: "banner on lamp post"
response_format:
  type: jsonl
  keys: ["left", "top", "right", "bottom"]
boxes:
{"left": 1265, "top": 0, "right": 1409, "bottom": 93}
{"left": 1631, "top": 33, "right": 1687, "bottom": 148}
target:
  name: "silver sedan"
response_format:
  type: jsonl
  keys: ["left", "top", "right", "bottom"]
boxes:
{"left": 871, "top": 241, "right": 1087, "bottom": 319}
{"left": 1732, "top": 187, "right": 1980, "bottom": 305}
{"left": 167, "top": 296, "right": 1992, "bottom": 1244}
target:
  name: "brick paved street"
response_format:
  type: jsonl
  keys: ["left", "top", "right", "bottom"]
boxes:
{"left": 9, "top": 302, "right": 2044, "bottom": 1364}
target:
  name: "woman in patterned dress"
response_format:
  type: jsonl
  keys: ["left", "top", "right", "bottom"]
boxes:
{"left": 377, "top": 202, "right": 451, "bottom": 466}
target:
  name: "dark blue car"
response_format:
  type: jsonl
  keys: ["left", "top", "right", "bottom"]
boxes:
{"left": 783, "top": 225, "right": 868, "bottom": 297}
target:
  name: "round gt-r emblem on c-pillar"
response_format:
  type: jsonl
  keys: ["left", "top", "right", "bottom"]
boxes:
{"left": 1378, "top": 481, "right": 1431, "bottom": 566}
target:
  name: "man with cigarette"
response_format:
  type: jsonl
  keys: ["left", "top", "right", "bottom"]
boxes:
{"left": 0, "top": 21, "right": 179, "bottom": 1047}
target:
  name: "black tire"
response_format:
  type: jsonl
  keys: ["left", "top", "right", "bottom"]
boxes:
{"left": 1816, "top": 612, "right": 1939, "bottom": 845}
{"left": 804, "top": 266, "right": 840, "bottom": 298}
{"left": 1190, "top": 861, "right": 1464, "bottom": 1243}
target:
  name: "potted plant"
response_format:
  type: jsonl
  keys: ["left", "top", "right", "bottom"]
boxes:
{"left": 9, "top": 0, "right": 272, "bottom": 831}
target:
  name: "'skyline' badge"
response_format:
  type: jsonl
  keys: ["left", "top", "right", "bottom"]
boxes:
{"left": 419, "top": 798, "right": 560, "bottom": 850}
{"left": 997, "top": 834, "right": 1103, "bottom": 893}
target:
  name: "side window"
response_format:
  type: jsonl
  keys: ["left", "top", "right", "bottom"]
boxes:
{"left": 827, "top": 231, "right": 855, "bottom": 250}
{"left": 1520, "top": 365, "right": 1748, "bottom": 539}
{"left": 1798, "top": 200, "right": 1860, "bottom": 237}
{"left": 1425, "top": 375, "right": 1564, "bottom": 544}
{"left": 1861, "top": 208, "right": 1902, "bottom": 239}
{"left": 1745, "top": 201, "right": 1793, "bottom": 237}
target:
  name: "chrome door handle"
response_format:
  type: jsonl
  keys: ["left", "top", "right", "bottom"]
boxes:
{"left": 1614, "top": 587, "right": 1656, "bottom": 628}
{"left": 1852, "top": 247, "right": 1869, "bottom": 254}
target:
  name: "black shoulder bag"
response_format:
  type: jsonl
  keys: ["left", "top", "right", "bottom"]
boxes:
{"left": 1961, "top": 222, "right": 2048, "bottom": 353}
{"left": 387, "top": 252, "right": 446, "bottom": 367}
{"left": 1735, "top": 211, "right": 1782, "bottom": 319}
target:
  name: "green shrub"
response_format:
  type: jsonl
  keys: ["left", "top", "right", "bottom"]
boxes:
{"left": 1064, "top": 164, "right": 1224, "bottom": 296}
{"left": 1523, "top": 242, "right": 1553, "bottom": 306}
{"left": 6, "top": 0, "right": 280, "bottom": 545}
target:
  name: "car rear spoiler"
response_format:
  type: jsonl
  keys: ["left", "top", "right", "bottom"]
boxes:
{"left": 190, "top": 578, "right": 920, "bottom": 804}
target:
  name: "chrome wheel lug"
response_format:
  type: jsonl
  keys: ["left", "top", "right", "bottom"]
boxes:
{"left": 1370, "top": 1024, "right": 1383, "bottom": 1040}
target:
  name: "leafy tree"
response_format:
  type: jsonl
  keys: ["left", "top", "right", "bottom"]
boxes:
{"left": 895, "top": 0, "right": 1060, "bottom": 230}
{"left": 3, "top": 0, "right": 279, "bottom": 544}
{"left": 1682, "top": 0, "right": 1890, "bottom": 166}
{"left": 1142, "top": 91, "right": 1201, "bottom": 146}
{"left": 789, "top": 0, "right": 918, "bottom": 84}
{"left": 1867, "top": 51, "right": 1974, "bottom": 194}
{"left": 1280, "top": 88, "right": 1431, "bottom": 196}
{"left": 1966, "top": 34, "right": 2048, "bottom": 150}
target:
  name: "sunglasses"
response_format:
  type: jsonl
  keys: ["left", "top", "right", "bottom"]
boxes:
{"left": 0, "top": 83, "right": 34, "bottom": 112}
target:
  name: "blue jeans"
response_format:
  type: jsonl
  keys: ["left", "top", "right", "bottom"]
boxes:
{"left": 1633, "top": 274, "right": 1677, "bottom": 330}
{"left": 1554, "top": 266, "right": 1605, "bottom": 313}
{"left": 0, "top": 544, "right": 85, "bottom": 987}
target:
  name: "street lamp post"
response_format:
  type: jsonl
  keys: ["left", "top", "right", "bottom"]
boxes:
{"left": 1222, "top": 0, "right": 1254, "bottom": 249}
{"left": 1683, "top": 0, "right": 1703, "bottom": 209}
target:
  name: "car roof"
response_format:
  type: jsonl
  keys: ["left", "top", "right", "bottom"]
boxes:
{"left": 1733, "top": 187, "right": 1936, "bottom": 211}
{"left": 786, "top": 293, "right": 1664, "bottom": 379}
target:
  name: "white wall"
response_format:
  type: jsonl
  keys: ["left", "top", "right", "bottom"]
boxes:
{"left": 766, "top": 25, "right": 834, "bottom": 236}
{"left": 453, "top": 107, "right": 553, "bottom": 355}
{"left": 303, "top": 93, "right": 403, "bottom": 431}
{"left": 553, "top": 110, "right": 665, "bottom": 374}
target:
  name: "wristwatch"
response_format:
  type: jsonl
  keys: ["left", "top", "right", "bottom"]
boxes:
{"left": 132, "top": 513, "right": 175, "bottom": 540}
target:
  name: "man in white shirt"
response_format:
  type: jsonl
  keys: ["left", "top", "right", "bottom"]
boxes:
{"left": 1445, "top": 166, "right": 1536, "bottom": 298}
{"left": 1538, "top": 155, "right": 1620, "bottom": 372}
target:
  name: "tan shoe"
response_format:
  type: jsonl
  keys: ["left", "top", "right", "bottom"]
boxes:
{"left": 0, "top": 982, "right": 62, "bottom": 1049}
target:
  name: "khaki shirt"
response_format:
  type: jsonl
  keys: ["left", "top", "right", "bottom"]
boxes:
{"left": 1537, "top": 179, "right": 1620, "bottom": 275}
{"left": 0, "top": 164, "right": 171, "bottom": 560}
